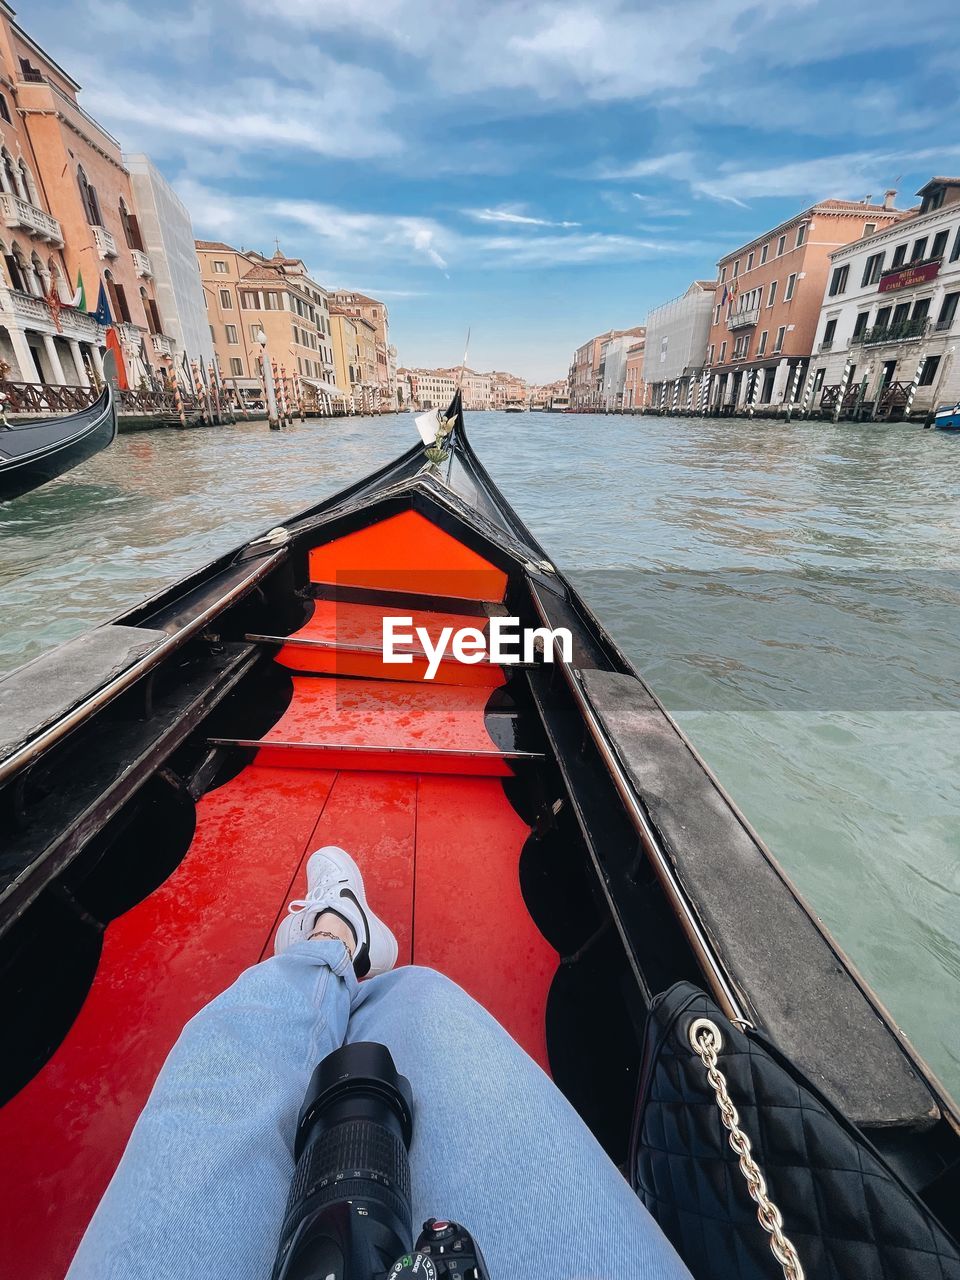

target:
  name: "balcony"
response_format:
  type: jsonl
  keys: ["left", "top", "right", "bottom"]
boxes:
{"left": 934, "top": 318, "right": 955, "bottom": 332}
{"left": 7, "top": 289, "right": 52, "bottom": 325}
{"left": 0, "top": 192, "right": 64, "bottom": 246}
{"left": 727, "top": 304, "right": 760, "bottom": 330}
{"left": 92, "top": 225, "right": 118, "bottom": 259}
{"left": 131, "top": 248, "right": 153, "bottom": 278}
{"left": 818, "top": 339, "right": 834, "bottom": 352}
{"left": 852, "top": 318, "right": 929, "bottom": 346}
{"left": 151, "top": 331, "right": 175, "bottom": 357}
{"left": 4, "top": 289, "right": 104, "bottom": 343}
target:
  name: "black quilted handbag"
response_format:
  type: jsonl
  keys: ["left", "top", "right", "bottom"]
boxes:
{"left": 630, "top": 982, "right": 960, "bottom": 1279}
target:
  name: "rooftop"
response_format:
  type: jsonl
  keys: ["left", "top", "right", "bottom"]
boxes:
{"left": 716, "top": 198, "right": 904, "bottom": 264}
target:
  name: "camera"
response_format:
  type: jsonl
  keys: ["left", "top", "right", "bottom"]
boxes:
{"left": 271, "top": 1042, "right": 489, "bottom": 1280}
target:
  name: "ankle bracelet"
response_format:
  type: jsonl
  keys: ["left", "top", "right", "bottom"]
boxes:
{"left": 309, "top": 928, "right": 354, "bottom": 956}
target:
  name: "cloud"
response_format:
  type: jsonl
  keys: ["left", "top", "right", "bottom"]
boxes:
{"left": 464, "top": 207, "right": 582, "bottom": 227}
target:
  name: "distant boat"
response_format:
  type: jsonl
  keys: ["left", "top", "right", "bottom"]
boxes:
{"left": 546, "top": 395, "right": 570, "bottom": 413}
{"left": 504, "top": 399, "right": 526, "bottom": 413}
{"left": 933, "top": 402, "right": 960, "bottom": 431}
{"left": 0, "top": 386, "right": 117, "bottom": 500}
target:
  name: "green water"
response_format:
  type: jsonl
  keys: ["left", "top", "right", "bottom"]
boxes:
{"left": 1, "top": 411, "right": 958, "bottom": 1100}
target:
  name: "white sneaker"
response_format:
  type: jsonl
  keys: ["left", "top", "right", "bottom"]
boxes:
{"left": 274, "top": 845, "right": 398, "bottom": 978}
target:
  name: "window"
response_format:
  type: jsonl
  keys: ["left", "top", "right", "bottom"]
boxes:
{"left": 240, "top": 291, "right": 258, "bottom": 309}
{"left": 0, "top": 94, "right": 10, "bottom": 125}
{"left": 891, "top": 243, "right": 907, "bottom": 267}
{"left": 911, "top": 297, "right": 930, "bottom": 322}
{"left": 937, "top": 292, "right": 959, "bottom": 329}
{"left": 209, "top": 324, "right": 215, "bottom": 341}
{"left": 213, "top": 260, "right": 227, "bottom": 273}
{"left": 249, "top": 323, "right": 262, "bottom": 341}
{"left": 773, "top": 326, "right": 785, "bottom": 352}
{"left": 911, "top": 238, "right": 928, "bottom": 262}
{"left": 891, "top": 302, "right": 910, "bottom": 327}
{"left": 229, "top": 357, "right": 243, "bottom": 376}
{"left": 746, "top": 251, "right": 754, "bottom": 271}
{"left": 822, "top": 318, "right": 837, "bottom": 346}
{"left": 706, "top": 344, "right": 715, "bottom": 364}
{"left": 118, "top": 198, "right": 143, "bottom": 250}
{"left": 719, "top": 340, "right": 727, "bottom": 362}
{"left": 784, "top": 273, "right": 797, "bottom": 301}
{"left": 931, "top": 230, "right": 949, "bottom": 258}
{"left": 776, "top": 235, "right": 786, "bottom": 256}
{"left": 767, "top": 280, "right": 777, "bottom": 307}
{"left": 713, "top": 304, "right": 721, "bottom": 325}
{"left": 951, "top": 229, "right": 960, "bottom": 263}
{"left": 852, "top": 312, "right": 869, "bottom": 339}
{"left": 219, "top": 288, "right": 232, "bottom": 309}
{"left": 757, "top": 330, "right": 768, "bottom": 355}
{"left": 828, "top": 264, "right": 849, "bottom": 296}
{"left": 813, "top": 368, "right": 825, "bottom": 394}
{"left": 863, "top": 222, "right": 876, "bottom": 237}
{"left": 225, "top": 323, "right": 238, "bottom": 343}
{"left": 733, "top": 258, "right": 740, "bottom": 277}
{"left": 874, "top": 305, "right": 891, "bottom": 329}
{"left": 760, "top": 244, "right": 769, "bottom": 265}
{"left": 77, "top": 165, "right": 103, "bottom": 226}
{"left": 796, "top": 223, "right": 807, "bottom": 247}
{"left": 861, "top": 252, "right": 885, "bottom": 286}
{"left": 719, "top": 265, "right": 726, "bottom": 283}
{"left": 264, "top": 291, "right": 281, "bottom": 310}
{"left": 918, "top": 355, "right": 941, "bottom": 386}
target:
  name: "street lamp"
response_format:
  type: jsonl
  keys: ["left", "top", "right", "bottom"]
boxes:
{"left": 255, "top": 326, "right": 280, "bottom": 430}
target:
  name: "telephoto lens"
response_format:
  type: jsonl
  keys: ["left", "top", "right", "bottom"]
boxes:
{"left": 271, "top": 1042, "right": 415, "bottom": 1280}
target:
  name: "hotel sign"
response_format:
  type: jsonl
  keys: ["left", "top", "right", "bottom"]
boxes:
{"left": 878, "top": 260, "right": 941, "bottom": 293}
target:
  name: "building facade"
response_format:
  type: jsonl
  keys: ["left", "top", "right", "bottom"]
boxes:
{"left": 405, "top": 367, "right": 457, "bottom": 409}
{"left": 598, "top": 333, "right": 636, "bottom": 410}
{"left": 0, "top": 6, "right": 171, "bottom": 388}
{"left": 460, "top": 368, "right": 491, "bottom": 410}
{"left": 623, "top": 339, "right": 646, "bottom": 409}
{"left": 704, "top": 197, "right": 907, "bottom": 414}
{"left": 329, "top": 310, "right": 360, "bottom": 403}
{"left": 197, "top": 242, "right": 338, "bottom": 412}
{"left": 125, "top": 154, "right": 212, "bottom": 379}
{"left": 644, "top": 281, "right": 715, "bottom": 409}
{"left": 329, "top": 290, "right": 394, "bottom": 407}
{"left": 569, "top": 327, "right": 644, "bottom": 410}
{"left": 809, "top": 177, "right": 960, "bottom": 418}
{"left": 490, "top": 370, "right": 527, "bottom": 408}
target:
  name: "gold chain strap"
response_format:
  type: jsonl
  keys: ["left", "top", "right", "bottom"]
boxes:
{"left": 688, "top": 1017, "right": 805, "bottom": 1280}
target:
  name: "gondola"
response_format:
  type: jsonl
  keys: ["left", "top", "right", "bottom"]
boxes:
{"left": 0, "top": 385, "right": 117, "bottom": 501}
{"left": 0, "top": 392, "right": 957, "bottom": 1278}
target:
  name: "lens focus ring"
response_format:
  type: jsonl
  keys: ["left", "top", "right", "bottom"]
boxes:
{"left": 287, "top": 1119, "right": 411, "bottom": 1213}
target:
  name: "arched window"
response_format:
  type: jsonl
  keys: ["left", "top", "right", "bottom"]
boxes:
{"left": 141, "top": 285, "right": 162, "bottom": 335}
{"left": 0, "top": 95, "right": 10, "bottom": 125}
{"left": 103, "top": 268, "right": 130, "bottom": 323}
{"left": 77, "top": 165, "right": 103, "bottom": 227}
{"left": 49, "top": 257, "right": 71, "bottom": 303}
{"left": 7, "top": 241, "right": 28, "bottom": 293}
{"left": 119, "top": 197, "right": 143, "bottom": 251}
{"left": 18, "top": 159, "right": 38, "bottom": 206}
{"left": 0, "top": 148, "right": 17, "bottom": 197}
{"left": 31, "top": 250, "right": 48, "bottom": 297}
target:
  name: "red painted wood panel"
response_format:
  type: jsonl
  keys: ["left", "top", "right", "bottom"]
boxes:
{"left": 308, "top": 509, "right": 507, "bottom": 601}
{"left": 0, "top": 766, "right": 336, "bottom": 1280}
{"left": 262, "top": 676, "right": 499, "bottom": 755}
{"left": 412, "top": 776, "right": 557, "bottom": 1070}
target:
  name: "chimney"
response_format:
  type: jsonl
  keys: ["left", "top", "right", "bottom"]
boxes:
{"left": 883, "top": 189, "right": 897, "bottom": 210}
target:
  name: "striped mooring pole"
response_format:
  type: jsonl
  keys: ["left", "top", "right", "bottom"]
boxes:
{"left": 697, "top": 371, "right": 710, "bottom": 415}
{"left": 747, "top": 369, "right": 762, "bottom": 417}
{"left": 671, "top": 378, "right": 681, "bottom": 414}
{"left": 784, "top": 362, "right": 804, "bottom": 421}
{"left": 799, "top": 365, "right": 817, "bottom": 418}
{"left": 833, "top": 356, "right": 854, "bottom": 423}
{"left": 271, "top": 359, "right": 286, "bottom": 427}
{"left": 903, "top": 356, "right": 927, "bottom": 420}
{"left": 686, "top": 375, "right": 696, "bottom": 412}
{"left": 278, "top": 363, "right": 291, "bottom": 425}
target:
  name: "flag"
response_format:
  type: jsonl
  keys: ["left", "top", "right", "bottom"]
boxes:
{"left": 720, "top": 284, "right": 728, "bottom": 305}
{"left": 92, "top": 281, "right": 112, "bottom": 326}
{"left": 72, "top": 270, "right": 86, "bottom": 311}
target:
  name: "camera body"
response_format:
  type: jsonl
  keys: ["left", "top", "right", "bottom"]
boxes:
{"left": 272, "top": 1043, "right": 490, "bottom": 1280}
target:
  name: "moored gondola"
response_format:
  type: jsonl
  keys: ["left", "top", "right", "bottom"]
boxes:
{"left": 0, "top": 385, "right": 117, "bottom": 501}
{"left": 0, "top": 392, "right": 957, "bottom": 1278}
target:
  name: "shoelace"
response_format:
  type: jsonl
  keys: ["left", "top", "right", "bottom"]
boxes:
{"left": 285, "top": 879, "right": 346, "bottom": 918}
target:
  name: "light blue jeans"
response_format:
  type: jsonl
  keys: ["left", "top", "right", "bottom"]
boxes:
{"left": 67, "top": 941, "right": 690, "bottom": 1279}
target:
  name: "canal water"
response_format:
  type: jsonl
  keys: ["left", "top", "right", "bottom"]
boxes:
{"left": 1, "top": 411, "right": 958, "bottom": 1100}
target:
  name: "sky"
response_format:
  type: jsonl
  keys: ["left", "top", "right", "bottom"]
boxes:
{"left": 25, "top": 0, "right": 960, "bottom": 381}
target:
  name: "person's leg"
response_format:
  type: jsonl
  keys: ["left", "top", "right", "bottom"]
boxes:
{"left": 67, "top": 936, "right": 356, "bottom": 1280}
{"left": 349, "top": 967, "right": 690, "bottom": 1280}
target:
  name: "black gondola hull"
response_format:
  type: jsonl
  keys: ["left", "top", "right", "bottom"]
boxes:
{"left": 0, "top": 386, "right": 117, "bottom": 500}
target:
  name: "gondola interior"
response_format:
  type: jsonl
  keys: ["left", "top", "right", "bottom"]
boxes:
{"left": 0, "top": 399, "right": 957, "bottom": 1278}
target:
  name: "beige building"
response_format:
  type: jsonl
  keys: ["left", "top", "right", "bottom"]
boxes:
{"left": 405, "top": 367, "right": 457, "bottom": 409}
{"left": 490, "top": 370, "right": 527, "bottom": 408}
{"left": 0, "top": 5, "right": 170, "bottom": 388}
{"left": 329, "top": 289, "right": 394, "bottom": 406}
{"left": 197, "top": 242, "right": 339, "bottom": 413}
{"left": 329, "top": 310, "right": 360, "bottom": 403}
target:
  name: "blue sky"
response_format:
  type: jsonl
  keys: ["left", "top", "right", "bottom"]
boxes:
{"left": 26, "top": 0, "right": 960, "bottom": 381}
